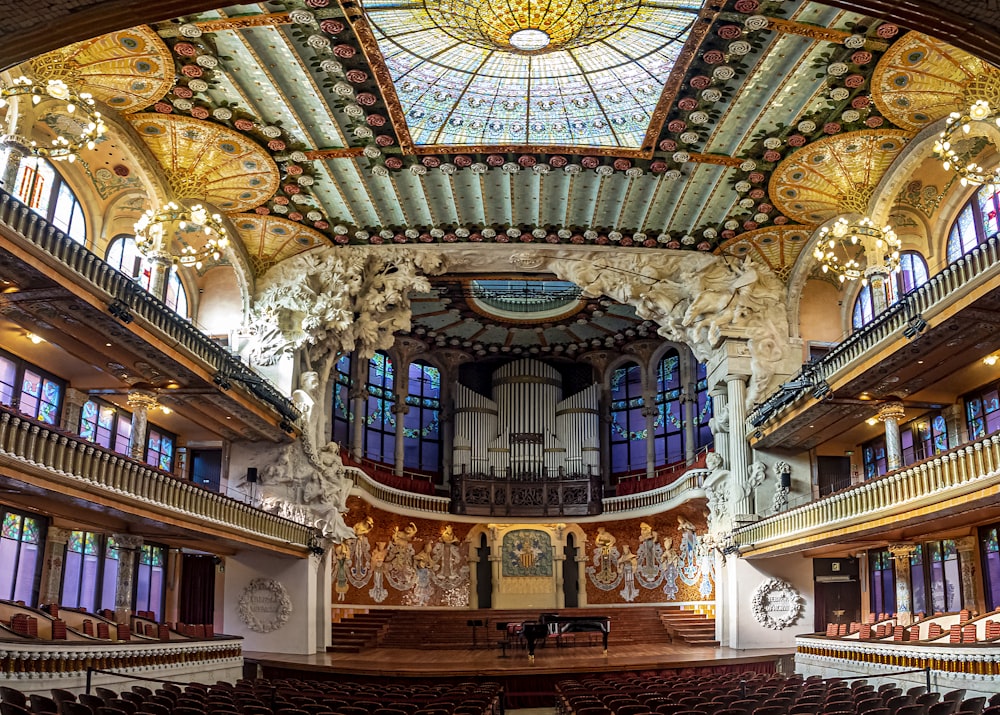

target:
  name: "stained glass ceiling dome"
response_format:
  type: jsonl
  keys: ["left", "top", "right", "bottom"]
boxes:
{"left": 364, "top": 0, "right": 702, "bottom": 147}
{"left": 428, "top": 0, "right": 641, "bottom": 53}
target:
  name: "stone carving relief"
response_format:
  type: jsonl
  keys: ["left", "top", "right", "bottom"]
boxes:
{"left": 242, "top": 247, "right": 446, "bottom": 541}
{"left": 772, "top": 460, "right": 791, "bottom": 513}
{"left": 751, "top": 577, "right": 803, "bottom": 630}
{"left": 237, "top": 578, "right": 292, "bottom": 633}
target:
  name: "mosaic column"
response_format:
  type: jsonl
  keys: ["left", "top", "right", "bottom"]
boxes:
{"left": 349, "top": 384, "right": 366, "bottom": 461}
{"left": 40, "top": 527, "right": 71, "bottom": 605}
{"left": 113, "top": 534, "right": 144, "bottom": 624}
{"left": 955, "top": 536, "right": 980, "bottom": 613}
{"left": 553, "top": 546, "right": 565, "bottom": 609}
{"left": 127, "top": 388, "right": 158, "bottom": 461}
{"left": 680, "top": 356, "right": 697, "bottom": 463}
{"left": 642, "top": 395, "right": 658, "bottom": 480}
{"left": 709, "top": 387, "right": 729, "bottom": 471}
{"left": 889, "top": 543, "right": 917, "bottom": 626}
{"left": 869, "top": 273, "right": 890, "bottom": 315}
{"left": 878, "top": 401, "right": 905, "bottom": 472}
{"left": 145, "top": 253, "right": 173, "bottom": 302}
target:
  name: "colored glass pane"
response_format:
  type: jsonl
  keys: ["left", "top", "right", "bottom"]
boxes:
{"left": 83, "top": 532, "right": 98, "bottom": 556}
{"left": 106, "top": 536, "right": 119, "bottom": 560}
{"left": 68, "top": 531, "right": 84, "bottom": 553}
{"left": 21, "top": 518, "right": 38, "bottom": 544}
{"left": 1, "top": 514, "right": 21, "bottom": 540}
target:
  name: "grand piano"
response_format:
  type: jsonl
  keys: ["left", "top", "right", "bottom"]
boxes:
{"left": 520, "top": 612, "right": 610, "bottom": 661}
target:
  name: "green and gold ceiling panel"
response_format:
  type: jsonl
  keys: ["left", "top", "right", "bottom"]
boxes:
{"left": 28, "top": 26, "right": 174, "bottom": 112}
{"left": 871, "top": 31, "right": 997, "bottom": 133}
{"left": 768, "top": 130, "right": 909, "bottom": 225}
{"left": 128, "top": 113, "right": 280, "bottom": 212}
{"left": 232, "top": 213, "right": 329, "bottom": 275}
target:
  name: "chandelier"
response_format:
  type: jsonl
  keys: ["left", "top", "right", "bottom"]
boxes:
{"left": 933, "top": 99, "right": 1000, "bottom": 187}
{"left": 0, "top": 77, "right": 105, "bottom": 162}
{"left": 813, "top": 216, "right": 901, "bottom": 284}
{"left": 133, "top": 202, "right": 230, "bottom": 270}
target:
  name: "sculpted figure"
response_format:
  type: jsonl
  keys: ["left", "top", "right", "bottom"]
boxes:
{"left": 353, "top": 516, "right": 374, "bottom": 537}
{"left": 440, "top": 524, "right": 459, "bottom": 544}
{"left": 393, "top": 522, "right": 418, "bottom": 547}
{"left": 639, "top": 522, "right": 658, "bottom": 544}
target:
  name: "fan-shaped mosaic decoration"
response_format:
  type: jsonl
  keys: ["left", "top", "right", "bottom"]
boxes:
{"left": 871, "top": 32, "right": 998, "bottom": 133}
{"left": 127, "top": 114, "right": 279, "bottom": 213}
{"left": 232, "top": 214, "right": 329, "bottom": 275}
{"left": 769, "top": 130, "right": 910, "bottom": 226}
{"left": 28, "top": 26, "right": 174, "bottom": 113}
{"left": 716, "top": 226, "right": 812, "bottom": 283}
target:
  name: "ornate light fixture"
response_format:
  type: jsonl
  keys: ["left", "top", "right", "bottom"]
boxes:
{"left": 133, "top": 202, "right": 230, "bottom": 269}
{"left": 933, "top": 99, "right": 1000, "bottom": 186}
{"left": 0, "top": 77, "right": 106, "bottom": 162}
{"left": 813, "top": 216, "right": 901, "bottom": 285}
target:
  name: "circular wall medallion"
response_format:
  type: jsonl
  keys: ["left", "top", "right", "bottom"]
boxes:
{"left": 238, "top": 578, "right": 292, "bottom": 633}
{"left": 751, "top": 577, "right": 802, "bottom": 630}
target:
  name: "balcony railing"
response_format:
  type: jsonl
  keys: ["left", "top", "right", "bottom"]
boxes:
{"left": 0, "top": 405, "right": 312, "bottom": 548}
{"left": 345, "top": 466, "right": 450, "bottom": 514}
{"left": 0, "top": 189, "right": 299, "bottom": 424}
{"left": 604, "top": 468, "right": 708, "bottom": 514}
{"left": 450, "top": 469, "right": 603, "bottom": 517}
{"left": 749, "top": 236, "right": 1000, "bottom": 428}
{"left": 734, "top": 433, "right": 1000, "bottom": 553}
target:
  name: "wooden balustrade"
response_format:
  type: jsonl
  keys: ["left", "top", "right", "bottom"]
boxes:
{"left": 736, "top": 434, "right": 1000, "bottom": 551}
{"left": 0, "top": 407, "right": 312, "bottom": 547}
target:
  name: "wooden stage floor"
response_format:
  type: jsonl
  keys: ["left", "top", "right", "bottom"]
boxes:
{"left": 245, "top": 642, "right": 793, "bottom": 679}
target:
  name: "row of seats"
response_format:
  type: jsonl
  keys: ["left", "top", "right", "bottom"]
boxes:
{"left": 0, "top": 678, "right": 502, "bottom": 715}
{"left": 555, "top": 672, "right": 1000, "bottom": 715}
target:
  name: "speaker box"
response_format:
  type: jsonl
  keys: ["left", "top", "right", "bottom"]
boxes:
{"left": 780, "top": 473, "right": 791, "bottom": 489}
{"left": 246, "top": 467, "right": 258, "bottom": 483}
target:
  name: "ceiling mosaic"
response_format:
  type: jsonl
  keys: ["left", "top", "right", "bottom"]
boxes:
{"left": 11, "top": 0, "right": 990, "bottom": 323}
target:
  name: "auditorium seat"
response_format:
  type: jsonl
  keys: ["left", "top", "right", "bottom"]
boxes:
{"left": 79, "top": 695, "right": 105, "bottom": 714}
{"left": 0, "top": 704, "right": 29, "bottom": 715}
{"left": 0, "top": 689, "right": 27, "bottom": 709}
{"left": 959, "top": 699, "right": 986, "bottom": 715}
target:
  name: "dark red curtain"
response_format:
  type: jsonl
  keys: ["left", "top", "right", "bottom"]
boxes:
{"left": 179, "top": 554, "right": 216, "bottom": 626}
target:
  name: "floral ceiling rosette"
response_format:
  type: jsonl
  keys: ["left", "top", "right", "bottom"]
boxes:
{"left": 231, "top": 213, "right": 330, "bottom": 276}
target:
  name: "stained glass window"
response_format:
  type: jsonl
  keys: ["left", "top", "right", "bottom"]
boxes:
{"left": 982, "top": 525, "right": 1000, "bottom": 611}
{"left": 965, "top": 381, "right": 1000, "bottom": 441}
{"left": 948, "top": 199, "right": 984, "bottom": 263}
{"left": 106, "top": 235, "right": 188, "bottom": 318}
{"left": 695, "top": 362, "right": 712, "bottom": 450}
{"left": 0, "top": 510, "right": 42, "bottom": 604}
{"left": 79, "top": 398, "right": 132, "bottom": 455}
{"left": 100, "top": 536, "right": 119, "bottom": 612}
{"left": 869, "top": 548, "right": 895, "bottom": 615}
{"left": 862, "top": 436, "right": 888, "bottom": 479}
{"left": 0, "top": 351, "right": 63, "bottom": 425}
{"left": 14, "top": 156, "right": 85, "bottom": 244}
{"left": 364, "top": 0, "right": 701, "bottom": 148}
{"left": 851, "top": 252, "right": 928, "bottom": 332}
{"left": 928, "top": 539, "right": 962, "bottom": 612}
{"left": 364, "top": 352, "right": 396, "bottom": 464}
{"left": 610, "top": 361, "right": 645, "bottom": 475}
{"left": 653, "top": 351, "right": 684, "bottom": 467}
{"left": 332, "top": 354, "right": 353, "bottom": 446}
{"left": 910, "top": 545, "right": 926, "bottom": 615}
{"left": 900, "top": 411, "right": 949, "bottom": 465}
{"left": 135, "top": 544, "right": 165, "bottom": 621}
{"left": 0, "top": 355, "right": 15, "bottom": 407}
{"left": 146, "top": 428, "right": 175, "bottom": 472}
{"left": 62, "top": 530, "right": 100, "bottom": 612}
{"left": 403, "top": 361, "right": 442, "bottom": 473}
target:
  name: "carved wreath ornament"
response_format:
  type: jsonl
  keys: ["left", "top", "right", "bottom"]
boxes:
{"left": 238, "top": 578, "right": 292, "bottom": 633}
{"left": 751, "top": 577, "right": 802, "bottom": 630}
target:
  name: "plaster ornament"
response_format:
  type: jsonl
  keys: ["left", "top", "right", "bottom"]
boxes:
{"left": 237, "top": 578, "right": 292, "bottom": 633}
{"left": 751, "top": 578, "right": 803, "bottom": 630}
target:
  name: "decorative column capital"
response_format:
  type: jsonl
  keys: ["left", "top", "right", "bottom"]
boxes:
{"left": 888, "top": 543, "right": 918, "bottom": 560}
{"left": 46, "top": 527, "right": 73, "bottom": 545}
{"left": 955, "top": 535, "right": 977, "bottom": 553}
{"left": 877, "top": 401, "right": 905, "bottom": 423}
{"left": 112, "top": 534, "right": 144, "bottom": 551}
{"left": 126, "top": 388, "right": 159, "bottom": 412}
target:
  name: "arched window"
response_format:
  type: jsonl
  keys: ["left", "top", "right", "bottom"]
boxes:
{"left": 610, "top": 361, "right": 645, "bottom": 476}
{"left": 364, "top": 352, "right": 396, "bottom": 465}
{"left": 946, "top": 184, "right": 1000, "bottom": 263}
{"left": 403, "top": 361, "right": 441, "bottom": 473}
{"left": 695, "top": 361, "right": 713, "bottom": 449}
{"left": 106, "top": 235, "right": 188, "bottom": 318}
{"left": 332, "top": 353, "right": 352, "bottom": 446}
{"left": 12, "top": 156, "right": 86, "bottom": 243}
{"left": 852, "top": 251, "right": 929, "bottom": 331}
{"left": 653, "top": 351, "right": 684, "bottom": 466}
{"left": 0, "top": 509, "right": 42, "bottom": 604}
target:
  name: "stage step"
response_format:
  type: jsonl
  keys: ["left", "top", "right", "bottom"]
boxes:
{"left": 328, "top": 612, "right": 394, "bottom": 652}
{"left": 658, "top": 609, "right": 719, "bottom": 647}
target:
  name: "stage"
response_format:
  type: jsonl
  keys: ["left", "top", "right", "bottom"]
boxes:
{"left": 245, "top": 642, "right": 793, "bottom": 700}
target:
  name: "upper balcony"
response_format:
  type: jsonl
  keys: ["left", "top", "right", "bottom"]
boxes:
{"left": 0, "top": 188, "right": 298, "bottom": 443}
{"left": 749, "top": 237, "right": 1000, "bottom": 452}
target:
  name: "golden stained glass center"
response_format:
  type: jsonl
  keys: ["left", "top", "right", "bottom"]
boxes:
{"left": 426, "top": 0, "right": 641, "bottom": 52}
